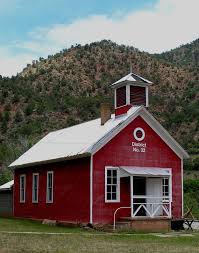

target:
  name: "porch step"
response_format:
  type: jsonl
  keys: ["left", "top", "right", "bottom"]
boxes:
{"left": 115, "top": 221, "right": 131, "bottom": 230}
{"left": 117, "top": 217, "right": 171, "bottom": 232}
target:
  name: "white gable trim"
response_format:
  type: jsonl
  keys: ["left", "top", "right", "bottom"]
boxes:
{"left": 90, "top": 155, "right": 93, "bottom": 224}
{"left": 91, "top": 107, "right": 189, "bottom": 159}
{"left": 139, "top": 109, "right": 189, "bottom": 159}
{"left": 90, "top": 107, "right": 141, "bottom": 155}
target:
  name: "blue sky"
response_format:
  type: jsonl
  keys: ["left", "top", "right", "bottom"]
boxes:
{"left": 0, "top": 0, "right": 198, "bottom": 76}
{"left": 0, "top": 0, "right": 156, "bottom": 43}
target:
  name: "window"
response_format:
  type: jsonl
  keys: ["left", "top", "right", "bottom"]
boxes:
{"left": 105, "top": 168, "right": 120, "bottom": 202}
{"left": 20, "top": 175, "right": 26, "bottom": 203}
{"left": 116, "top": 86, "right": 126, "bottom": 107}
{"left": 46, "top": 171, "right": 53, "bottom": 203}
{"left": 32, "top": 173, "right": 39, "bottom": 203}
{"left": 162, "top": 178, "right": 169, "bottom": 200}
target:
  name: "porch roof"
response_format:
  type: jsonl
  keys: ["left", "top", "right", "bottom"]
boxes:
{"left": 119, "top": 166, "right": 171, "bottom": 177}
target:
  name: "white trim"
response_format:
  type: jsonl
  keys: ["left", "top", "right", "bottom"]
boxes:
{"left": 181, "top": 158, "right": 184, "bottom": 217}
{"left": 91, "top": 107, "right": 141, "bottom": 155}
{"left": 13, "top": 176, "right": 15, "bottom": 216}
{"left": 126, "top": 84, "right": 130, "bottom": 105}
{"left": 46, "top": 171, "right": 54, "bottom": 203}
{"left": 90, "top": 155, "right": 93, "bottom": 224}
{"left": 169, "top": 168, "right": 173, "bottom": 203}
{"left": 146, "top": 86, "right": 149, "bottom": 107}
{"left": 114, "top": 89, "right": 117, "bottom": 109}
{"left": 19, "top": 174, "right": 26, "bottom": 203}
{"left": 133, "top": 127, "right": 145, "bottom": 141}
{"left": 139, "top": 110, "right": 189, "bottom": 159}
{"left": 130, "top": 175, "right": 133, "bottom": 217}
{"left": 91, "top": 106, "right": 189, "bottom": 159}
{"left": 32, "top": 173, "right": 39, "bottom": 203}
{"left": 105, "top": 166, "right": 120, "bottom": 203}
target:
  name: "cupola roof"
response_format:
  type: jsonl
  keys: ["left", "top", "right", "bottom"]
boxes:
{"left": 111, "top": 72, "right": 153, "bottom": 88}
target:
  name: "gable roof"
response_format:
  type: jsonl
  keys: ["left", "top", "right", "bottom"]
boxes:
{"left": 9, "top": 107, "right": 141, "bottom": 168}
{"left": 9, "top": 106, "right": 189, "bottom": 169}
{"left": 111, "top": 72, "right": 153, "bottom": 87}
{"left": 0, "top": 180, "right": 14, "bottom": 191}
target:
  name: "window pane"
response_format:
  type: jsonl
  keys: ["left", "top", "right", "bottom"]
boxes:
{"left": 21, "top": 177, "right": 24, "bottom": 188}
{"left": 107, "top": 177, "right": 111, "bottom": 184}
{"left": 107, "top": 170, "right": 111, "bottom": 176}
{"left": 112, "top": 170, "right": 117, "bottom": 177}
{"left": 107, "top": 185, "right": 111, "bottom": 193}
{"left": 112, "top": 185, "right": 116, "bottom": 193}
{"left": 48, "top": 174, "right": 52, "bottom": 188}
{"left": 34, "top": 175, "right": 37, "bottom": 188}
{"left": 112, "top": 193, "right": 116, "bottom": 200}
{"left": 107, "top": 193, "right": 111, "bottom": 200}
{"left": 112, "top": 177, "right": 117, "bottom": 184}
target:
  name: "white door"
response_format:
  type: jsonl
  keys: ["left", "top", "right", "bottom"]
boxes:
{"left": 146, "top": 178, "right": 163, "bottom": 216}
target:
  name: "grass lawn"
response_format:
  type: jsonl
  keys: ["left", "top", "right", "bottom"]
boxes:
{"left": 0, "top": 218, "right": 199, "bottom": 253}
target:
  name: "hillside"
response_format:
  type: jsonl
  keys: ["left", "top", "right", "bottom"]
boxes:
{"left": 154, "top": 38, "right": 199, "bottom": 70}
{"left": 0, "top": 40, "right": 199, "bottom": 182}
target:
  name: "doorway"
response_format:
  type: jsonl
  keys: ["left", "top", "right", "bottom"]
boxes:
{"left": 133, "top": 177, "right": 146, "bottom": 216}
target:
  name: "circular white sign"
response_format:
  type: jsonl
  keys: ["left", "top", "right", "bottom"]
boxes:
{"left": 133, "top": 127, "right": 145, "bottom": 141}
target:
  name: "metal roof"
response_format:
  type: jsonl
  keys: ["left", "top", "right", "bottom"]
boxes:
{"left": 9, "top": 104, "right": 189, "bottom": 169}
{"left": 9, "top": 107, "right": 141, "bottom": 168}
{"left": 0, "top": 180, "right": 14, "bottom": 191}
{"left": 111, "top": 72, "right": 153, "bottom": 87}
{"left": 120, "top": 167, "right": 171, "bottom": 177}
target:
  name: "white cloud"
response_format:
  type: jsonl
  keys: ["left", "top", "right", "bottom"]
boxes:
{"left": 0, "top": 48, "right": 34, "bottom": 77}
{"left": 1, "top": 0, "right": 199, "bottom": 76}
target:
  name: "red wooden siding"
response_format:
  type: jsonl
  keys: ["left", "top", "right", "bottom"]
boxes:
{"left": 115, "top": 104, "right": 132, "bottom": 116}
{"left": 116, "top": 86, "right": 126, "bottom": 107}
{"left": 14, "top": 157, "right": 90, "bottom": 223}
{"left": 92, "top": 116, "right": 182, "bottom": 224}
{"left": 130, "top": 86, "right": 146, "bottom": 106}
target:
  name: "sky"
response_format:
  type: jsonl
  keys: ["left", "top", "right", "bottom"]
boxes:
{"left": 0, "top": 0, "right": 198, "bottom": 77}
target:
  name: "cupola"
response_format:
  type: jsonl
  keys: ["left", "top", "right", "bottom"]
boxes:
{"left": 111, "top": 72, "right": 152, "bottom": 116}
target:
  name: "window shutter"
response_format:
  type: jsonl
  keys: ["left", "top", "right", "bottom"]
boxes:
{"left": 116, "top": 86, "right": 126, "bottom": 107}
{"left": 130, "top": 86, "right": 146, "bottom": 106}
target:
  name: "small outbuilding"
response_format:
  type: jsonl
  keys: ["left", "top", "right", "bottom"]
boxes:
{"left": 0, "top": 180, "right": 14, "bottom": 216}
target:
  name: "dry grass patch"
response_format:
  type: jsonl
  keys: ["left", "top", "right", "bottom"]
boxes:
{"left": 0, "top": 233, "right": 199, "bottom": 253}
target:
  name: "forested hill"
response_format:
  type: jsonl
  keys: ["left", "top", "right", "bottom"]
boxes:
{"left": 0, "top": 40, "right": 199, "bottom": 182}
{"left": 154, "top": 38, "right": 199, "bottom": 69}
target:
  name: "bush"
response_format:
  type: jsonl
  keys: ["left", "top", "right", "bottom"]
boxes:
{"left": 0, "top": 169, "right": 12, "bottom": 185}
{"left": 184, "top": 179, "right": 199, "bottom": 193}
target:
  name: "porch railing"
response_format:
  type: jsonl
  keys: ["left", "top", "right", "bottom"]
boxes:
{"left": 132, "top": 195, "right": 171, "bottom": 218}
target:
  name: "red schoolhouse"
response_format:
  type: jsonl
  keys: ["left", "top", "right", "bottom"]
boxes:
{"left": 10, "top": 72, "right": 189, "bottom": 229}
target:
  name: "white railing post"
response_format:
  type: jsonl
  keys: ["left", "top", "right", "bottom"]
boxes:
{"left": 131, "top": 195, "right": 170, "bottom": 218}
{"left": 169, "top": 200, "right": 172, "bottom": 218}
{"left": 130, "top": 176, "right": 133, "bottom": 217}
{"left": 113, "top": 206, "right": 131, "bottom": 230}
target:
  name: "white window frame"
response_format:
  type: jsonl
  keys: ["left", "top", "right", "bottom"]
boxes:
{"left": 162, "top": 177, "right": 169, "bottom": 201}
{"left": 46, "top": 171, "right": 54, "bottom": 203}
{"left": 32, "top": 173, "right": 39, "bottom": 203}
{"left": 105, "top": 167, "right": 120, "bottom": 203}
{"left": 20, "top": 174, "right": 26, "bottom": 203}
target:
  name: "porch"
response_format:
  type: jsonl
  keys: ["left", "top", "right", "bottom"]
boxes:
{"left": 113, "top": 166, "right": 172, "bottom": 231}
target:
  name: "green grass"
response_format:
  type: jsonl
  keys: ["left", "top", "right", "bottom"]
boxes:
{"left": 0, "top": 217, "right": 82, "bottom": 233}
{"left": 0, "top": 218, "right": 199, "bottom": 252}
